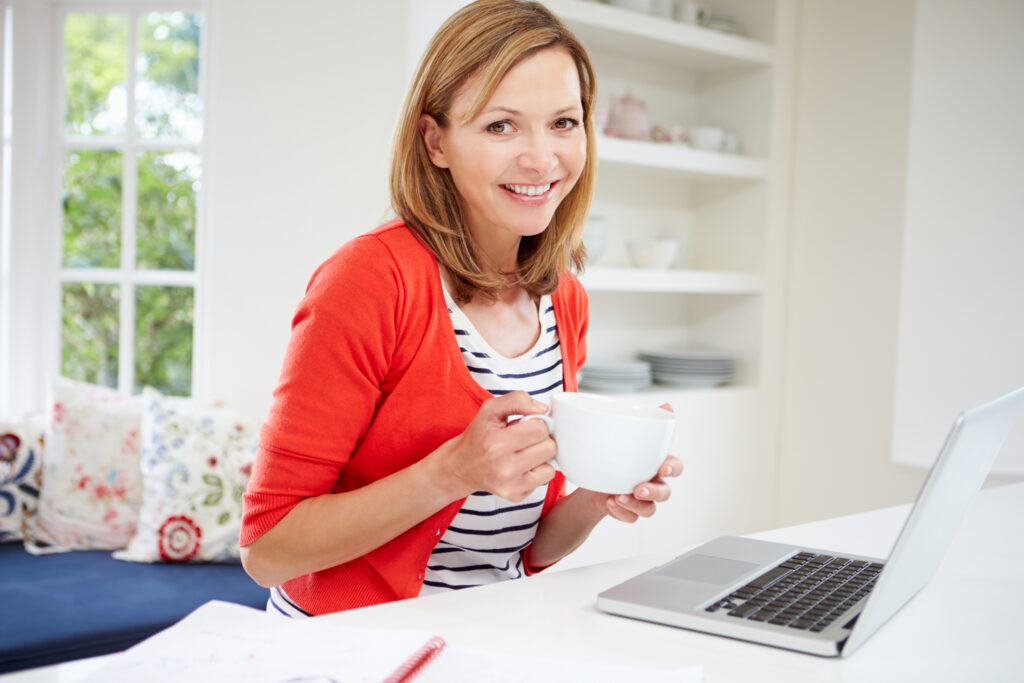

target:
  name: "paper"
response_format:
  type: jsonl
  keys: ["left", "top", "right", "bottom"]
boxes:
{"left": 82, "top": 601, "right": 437, "bottom": 683}
{"left": 82, "top": 600, "right": 704, "bottom": 682}
{"left": 416, "top": 646, "right": 704, "bottom": 683}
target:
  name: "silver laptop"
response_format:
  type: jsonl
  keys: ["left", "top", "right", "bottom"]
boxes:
{"left": 597, "top": 386, "right": 1024, "bottom": 657}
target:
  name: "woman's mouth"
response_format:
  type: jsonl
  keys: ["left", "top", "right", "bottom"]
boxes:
{"left": 501, "top": 182, "right": 557, "bottom": 204}
{"left": 503, "top": 182, "right": 552, "bottom": 196}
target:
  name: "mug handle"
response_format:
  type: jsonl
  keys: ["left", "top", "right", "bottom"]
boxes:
{"left": 519, "top": 414, "right": 559, "bottom": 469}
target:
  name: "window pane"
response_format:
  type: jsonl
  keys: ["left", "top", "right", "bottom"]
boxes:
{"left": 62, "top": 282, "right": 119, "bottom": 388}
{"left": 136, "top": 12, "right": 202, "bottom": 141}
{"left": 63, "top": 149, "right": 122, "bottom": 268}
{"left": 135, "top": 285, "right": 193, "bottom": 395}
{"left": 64, "top": 13, "right": 127, "bottom": 137}
{"left": 137, "top": 150, "right": 198, "bottom": 270}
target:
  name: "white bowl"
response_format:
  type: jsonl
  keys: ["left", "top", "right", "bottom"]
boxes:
{"left": 627, "top": 239, "right": 678, "bottom": 269}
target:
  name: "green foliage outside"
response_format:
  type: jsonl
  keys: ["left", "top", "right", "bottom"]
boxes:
{"left": 63, "top": 149, "right": 122, "bottom": 268}
{"left": 137, "top": 150, "right": 199, "bottom": 270}
{"left": 61, "top": 12, "right": 202, "bottom": 396}
{"left": 135, "top": 286, "right": 193, "bottom": 396}
{"left": 61, "top": 283, "right": 119, "bottom": 388}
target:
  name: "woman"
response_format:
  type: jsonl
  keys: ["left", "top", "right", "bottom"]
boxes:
{"left": 240, "top": 0, "right": 681, "bottom": 617}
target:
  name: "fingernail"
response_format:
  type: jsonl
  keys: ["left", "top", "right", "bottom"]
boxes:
{"left": 618, "top": 495, "right": 631, "bottom": 505}
{"left": 638, "top": 486, "right": 650, "bottom": 498}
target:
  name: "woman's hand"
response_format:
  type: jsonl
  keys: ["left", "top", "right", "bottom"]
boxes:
{"left": 600, "top": 454, "right": 682, "bottom": 523}
{"left": 433, "top": 391, "right": 557, "bottom": 502}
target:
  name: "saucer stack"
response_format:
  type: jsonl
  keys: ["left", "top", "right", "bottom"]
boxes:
{"left": 639, "top": 349, "right": 735, "bottom": 388}
{"left": 578, "top": 361, "right": 652, "bottom": 393}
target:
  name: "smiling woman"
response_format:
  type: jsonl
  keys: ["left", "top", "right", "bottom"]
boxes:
{"left": 238, "top": 0, "right": 681, "bottom": 619}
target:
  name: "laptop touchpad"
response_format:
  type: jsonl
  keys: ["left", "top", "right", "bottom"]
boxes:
{"left": 655, "top": 554, "right": 759, "bottom": 585}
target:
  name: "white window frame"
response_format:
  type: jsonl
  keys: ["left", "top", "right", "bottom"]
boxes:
{"left": 2, "top": 0, "right": 55, "bottom": 417}
{"left": 0, "top": 0, "right": 209, "bottom": 413}
{"left": 0, "top": 1, "right": 12, "bottom": 415}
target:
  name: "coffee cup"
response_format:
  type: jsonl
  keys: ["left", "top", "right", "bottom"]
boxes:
{"left": 689, "top": 125, "right": 738, "bottom": 153}
{"left": 522, "top": 392, "right": 676, "bottom": 494}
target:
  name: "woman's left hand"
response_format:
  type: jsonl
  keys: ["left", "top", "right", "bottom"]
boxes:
{"left": 600, "top": 454, "right": 682, "bottom": 523}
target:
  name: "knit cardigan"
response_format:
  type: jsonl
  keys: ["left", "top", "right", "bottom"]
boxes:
{"left": 240, "top": 220, "right": 589, "bottom": 615}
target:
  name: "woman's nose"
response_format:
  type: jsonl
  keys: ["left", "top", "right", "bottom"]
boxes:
{"left": 517, "top": 134, "right": 558, "bottom": 175}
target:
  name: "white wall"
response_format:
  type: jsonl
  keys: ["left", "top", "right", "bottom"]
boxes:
{"left": 892, "top": 0, "right": 1024, "bottom": 474}
{"left": 778, "top": 0, "right": 1024, "bottom": 526}
{"left": 777, "top": 0, "right": 925, "bottom": 525}
{"left": 202, "top": 0, "right": 408, "bottom": 417}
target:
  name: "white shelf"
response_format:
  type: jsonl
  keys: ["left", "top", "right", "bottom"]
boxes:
{"left": 597, "top": 135, "right": 769, "bottom": 179}
{"left": 546, "top": 0, "right": 775, "bottom": 70}
{"left": 579, "top": 266, "right": 762, "bottom": 294}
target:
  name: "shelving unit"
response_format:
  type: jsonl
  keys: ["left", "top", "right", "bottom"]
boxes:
{"left": 543, "top": 0, "right": 787, "bottom": 379}
{"left": 543, "top": 0, "right": 797, "bottom": 569}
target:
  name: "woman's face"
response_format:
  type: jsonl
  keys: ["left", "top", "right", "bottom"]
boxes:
{"left": 420, "top": 47, "right": 587, "bottom": 253}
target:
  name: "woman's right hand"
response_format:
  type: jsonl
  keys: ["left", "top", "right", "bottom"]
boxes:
{"left": 433, "top": 391, "right": 557, "bottom": 502}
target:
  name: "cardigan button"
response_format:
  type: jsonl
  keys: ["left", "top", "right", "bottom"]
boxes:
{"left": 435, "top": 529, "right": 441, "bottom": 537}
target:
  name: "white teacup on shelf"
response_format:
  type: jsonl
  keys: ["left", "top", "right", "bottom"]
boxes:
{"left": 689, "top": 125, "right": 739, "bottom": 153}
{"left": 627, "top": 239, "right": 678, "bottom": 269}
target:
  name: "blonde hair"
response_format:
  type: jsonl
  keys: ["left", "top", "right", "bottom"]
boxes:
{"left": 390, "top": 0, "right": 597, "bottom": 303}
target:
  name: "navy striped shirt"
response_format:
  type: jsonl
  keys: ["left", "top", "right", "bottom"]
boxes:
{"left": 419, "top": 283, "right": 563, "bottom": 594}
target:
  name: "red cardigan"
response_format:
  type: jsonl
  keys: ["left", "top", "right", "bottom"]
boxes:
{"left": 240, "top": 221, "right": 589, "bottom": 615}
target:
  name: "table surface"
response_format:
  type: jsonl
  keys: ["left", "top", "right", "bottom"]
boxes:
{"left": 7, "top": 482, "right": 1023, "bottom": 683}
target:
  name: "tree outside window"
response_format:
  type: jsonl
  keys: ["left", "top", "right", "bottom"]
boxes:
{"left": 61, "top": 9, "right": 202, "bottom": 396}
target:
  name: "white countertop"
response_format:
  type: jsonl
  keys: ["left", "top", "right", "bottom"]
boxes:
{"left": 7, "top": 482, "right": 1022, "bottom": 683}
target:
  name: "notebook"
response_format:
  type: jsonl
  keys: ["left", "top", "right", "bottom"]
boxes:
{"left": 597, "top": 385, "right": 1024, "bottom": 657}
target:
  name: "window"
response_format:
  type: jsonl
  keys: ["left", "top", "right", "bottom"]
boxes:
{"left": 59, "top": 6, "right": 203, "bottom": 396}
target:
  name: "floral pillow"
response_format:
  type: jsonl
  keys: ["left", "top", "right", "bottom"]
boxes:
{"left": 114, "top": 386, "right": 260, "bottom": 563}
{"left": 23, "top": 378, "right": 143, "bottom": 553}
{"left": 0, "top": 413, "right": 46, "bottom": 543}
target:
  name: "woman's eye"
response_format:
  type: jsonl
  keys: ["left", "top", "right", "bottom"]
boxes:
{"left": 487, "top": 121, "right": 513, "bottom": 134}
{"left": 554, "top": 118, "right": 580, "bottom": 130}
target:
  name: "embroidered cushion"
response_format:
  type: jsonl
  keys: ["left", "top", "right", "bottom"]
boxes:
{"left": 114, "top": 386, "right": 259, "bottom": 563}
{"left": 0, "top": 413, "right": 46, "bottom": 542}
{"left": 23, "top": 378, "right": 143, "bottom": 552}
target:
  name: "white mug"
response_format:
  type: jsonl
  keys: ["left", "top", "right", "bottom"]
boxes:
{"left": 689, "top": 125, "right": 740, "bottom": 154}
{"left": 522, "top": 392, "right": 676, "bottom": 494}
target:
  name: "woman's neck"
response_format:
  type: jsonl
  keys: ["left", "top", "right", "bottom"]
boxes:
{"left": 469, "top": 226, "right": 521, "bottom": 279}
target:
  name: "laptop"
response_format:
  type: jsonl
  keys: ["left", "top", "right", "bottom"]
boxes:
{"left": 597, "top": 386, "right": 1024, "bottom": 657}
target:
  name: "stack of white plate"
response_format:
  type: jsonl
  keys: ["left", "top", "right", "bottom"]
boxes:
{"left": 639, "top": 349, "right": 735, "bottom": 388}
{"left": 578, "top": 361, "right": 652, "bottom": 393}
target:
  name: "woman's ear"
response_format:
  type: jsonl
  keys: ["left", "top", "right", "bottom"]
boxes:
{"left": 418, "top": 113, "right": 449, "bottom": 168}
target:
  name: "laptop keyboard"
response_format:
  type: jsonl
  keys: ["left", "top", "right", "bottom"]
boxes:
{"left": 704, "top": 552, "right": 884, "bottom": 632}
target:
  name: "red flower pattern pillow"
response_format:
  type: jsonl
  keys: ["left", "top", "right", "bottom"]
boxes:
{"left": 23, "top": 378, "right": 143, "bottom": 553}
{"left": 114, "top": 387, "right": 259, "bottom": 563}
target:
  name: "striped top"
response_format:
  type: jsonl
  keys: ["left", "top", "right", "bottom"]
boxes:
{"left": 419, "top": 282, "right": 563, "bottom": 594}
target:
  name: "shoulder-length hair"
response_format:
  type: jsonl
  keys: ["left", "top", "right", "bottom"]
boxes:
{"left": 390, "top": 0, "right": 597, "bottom": 303}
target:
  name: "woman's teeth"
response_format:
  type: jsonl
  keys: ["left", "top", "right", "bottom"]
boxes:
{"left": 504, "top": 183, "right": 551, "bottom": 196}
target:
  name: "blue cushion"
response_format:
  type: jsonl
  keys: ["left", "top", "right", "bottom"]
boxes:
{"left": 0, "top": 542, "right": 268, "bottom": 673}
